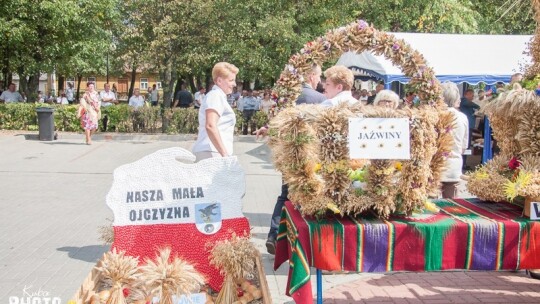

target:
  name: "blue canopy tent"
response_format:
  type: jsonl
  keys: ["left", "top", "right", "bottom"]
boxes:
{"left": 337, "top": 32, "right": 533, "bottom": 162}
{"left": 337, "top": 32, "right": 532, "bottom": 85}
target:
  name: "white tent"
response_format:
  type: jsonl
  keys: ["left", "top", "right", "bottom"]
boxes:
{"left": 336, "top": 33, "right": 532, "bottom": 85}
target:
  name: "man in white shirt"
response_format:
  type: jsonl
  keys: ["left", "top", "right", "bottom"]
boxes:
{"left": 100, "top": 83, "right": 118, "bottom": 107}
{"left": 128, "top": 88, "right": 145, "bottom": 108}
{"left": 0, "top": 83, "right": 24, "bottom": 103}
{"left": 193, "top": 86, "right": 206, "bottom": 109}
{"left": 65, "top": 83, "right": 75, "bottom": 104}
{"left": 100, "top": 83, "right": 118, "bottom": 131}
{"left": 359, "top": 89, "right": 369, "bottom": 104}
{"left": 150, "top": 84, "right": 159, "bottom": 106}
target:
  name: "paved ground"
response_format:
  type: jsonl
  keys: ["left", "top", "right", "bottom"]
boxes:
{"left": 0, "top": 131, "right": 539, "bottom": 304}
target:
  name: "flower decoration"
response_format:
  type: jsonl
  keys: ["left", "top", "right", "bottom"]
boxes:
{"left": 509, "top": 156, "right": 521, "bottom": 170}
{"left": 504, "top": 171, "right": 533, "bottom": 201}
{"left": 357, "top": 19, "right": 369, "bottom": 30}
{"left": 467, "top": 83, "right": 540, "bottom": 206}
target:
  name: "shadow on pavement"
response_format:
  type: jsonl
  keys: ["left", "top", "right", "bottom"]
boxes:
{"left": 20, "top": 134, "right": 39, "bottom": 140}
{"left": 260, "top": 252, "right": 288, "bottom": 276}
{"left": 245, "top": 143, "right": 273, "bottom": 163}
{"left": 323, "top": 271, "right": 540, "bottom": 303}
{"left": 57, "top": 245, "right": 110, "bottom": 263}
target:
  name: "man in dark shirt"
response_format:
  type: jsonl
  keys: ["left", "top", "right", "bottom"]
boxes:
{"left": 265, "top": 64, "right": 326, "bottom": 255}
{"left": 367, "top": 83, "right": 384, "bottom": 105}
{"left": 172, "top": 84, "right": 193, "bottom": 108}
{"left": 459, "top": 89, "right": 480, "bottom": 169}
{"left": 241, "top": 89, "right": 259, "bottom": 135}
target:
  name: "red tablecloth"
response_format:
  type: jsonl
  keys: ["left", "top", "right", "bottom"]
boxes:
{"left": 274, "top": 198, "right": 540, "bottom": 304}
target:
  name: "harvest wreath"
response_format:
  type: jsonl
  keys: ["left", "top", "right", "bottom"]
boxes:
{"left": 466, "top": 0, "right": 540, "bottom": 212}
{"left": 269, "top": 20, "right": 455, "bottom": 218}
{"left": 466, "top": 84, "right": 540, "bottom": 213}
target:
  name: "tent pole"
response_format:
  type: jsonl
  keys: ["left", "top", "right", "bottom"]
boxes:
{"left": 482, "top": 116, "right": 493, "bottom": 163}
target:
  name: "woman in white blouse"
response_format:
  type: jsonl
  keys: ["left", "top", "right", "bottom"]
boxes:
{"left": 192, "top": 62, "right": 239, "bottom": 161}
{"left": 259, "top": 92, "right": 276, "bottom": 114}
{"left": 56, "top": 90, "right": 69, "bottom": 105}
{"left": 440, "top": 82, "right": 469, "bottom": 198}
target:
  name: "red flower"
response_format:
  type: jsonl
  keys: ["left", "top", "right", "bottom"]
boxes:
{"left": 122, "top": 287, "right": 130, "bottom": 297}
{"left": 508, "top": 157, "right": 520, "bottom": 170}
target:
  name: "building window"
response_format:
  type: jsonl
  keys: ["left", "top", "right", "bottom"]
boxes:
{"left": 140, "top": 78, "right": 148, "bottom": 90}
{"left": 87, "top": 77, "right": 96, "bottom": 84}
{"left": 66, "top": 77, "right": 75, "bottom": 89}
{"left": 157, "top": 82, "right": 162, "bottom": 89}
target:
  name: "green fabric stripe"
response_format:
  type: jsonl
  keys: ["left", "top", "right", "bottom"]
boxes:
{"left": 288, "top": 242, "right": 311, "bottom": 294}
{"left": 350, "top": 216, "right": 364, "bottom": 272}
{"left": 498, "top": 223, "right": 505, "bottom": 270}
{"left": 415, "top": 218, "right": 455, "bottom": 271}
{"left": 388, "top": 222, "right": 395, "bottom": 271}
{"left": 339, "top": 220, "right": 346, "bottom": 269}
{"left": 465, "top": 222, "right": 473, "bottom": 269}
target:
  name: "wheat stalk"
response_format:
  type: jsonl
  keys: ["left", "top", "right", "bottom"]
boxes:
{"left": 140, "top": 247, "right": 205, "bottom": 304}
{"left": 95, "top": 249, "right": 140, "bottom": 304}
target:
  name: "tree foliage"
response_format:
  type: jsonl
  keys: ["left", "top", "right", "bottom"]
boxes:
{"left": 0, "top": 0, "right": 536, "bottom": 99}
{"left": 356, "top": 0, "right": 534, "bottom": 34}
{"left": 0, "top": 0, "right": 118, "bottom": 98}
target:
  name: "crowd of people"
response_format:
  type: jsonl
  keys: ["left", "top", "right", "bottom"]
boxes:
{"left": 1, "top": 69, "right": 523, "bottom": 162}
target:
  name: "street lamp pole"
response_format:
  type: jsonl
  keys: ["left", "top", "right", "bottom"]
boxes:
{"left": 106, "top": 52, "right": 109, "bottom": 84}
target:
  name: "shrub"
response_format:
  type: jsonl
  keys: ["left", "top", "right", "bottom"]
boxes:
{"left": 0, "top": 103, "right": 270, "bottom": 134}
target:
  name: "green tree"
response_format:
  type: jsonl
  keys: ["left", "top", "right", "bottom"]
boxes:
{"left": 211, "top": 0, "right": 364, "bottom": 87}
{"left": 355, "top": 0, "right": 534, "bottom": 34}
{"left": 473, "top": 0, "right": 535, "bottom": 34}
{"left": 355, "top": 0, "right": 481, "bottom": 33}
{"left": 0, "top": 0, "right": 119, "bottom": 100}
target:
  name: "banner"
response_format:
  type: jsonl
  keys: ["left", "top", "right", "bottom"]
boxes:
{"left": 106, "top": 147, "right": 250, "bottom": 290}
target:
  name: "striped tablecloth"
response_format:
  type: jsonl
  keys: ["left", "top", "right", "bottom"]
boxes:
{"left": 274, "top": 198, "right": 540, "bottom": 304}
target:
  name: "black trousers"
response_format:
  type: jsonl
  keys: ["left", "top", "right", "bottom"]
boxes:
{"left": 101, "top": 115, "right": 108, "bottom": 132}
{"left": 463, "top": 128, "right": 474, "bottom": 169}
{"left": 242, "top": 109, "right": 256, "bottom": 135}
{"left": 268, "top": 183, "right": 289, "bottom": 240}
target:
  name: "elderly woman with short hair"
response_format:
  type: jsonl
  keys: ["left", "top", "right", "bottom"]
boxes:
{"left": 373, "top": 89, "right": 400, "bottom": 108}
{"left": 440, "top": 82, "right": 469, "bottom": 198}
{"left": 320, "top": 65, "right": 359, "bottom": 107}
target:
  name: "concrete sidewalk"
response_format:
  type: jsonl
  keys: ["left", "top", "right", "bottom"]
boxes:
{"left": 0, "top": 131, "right": 538, "bottom": 304}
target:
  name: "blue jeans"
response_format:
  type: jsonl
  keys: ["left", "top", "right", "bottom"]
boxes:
{"left": 268, "top": 183, "right": 288, "bottom": 240}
